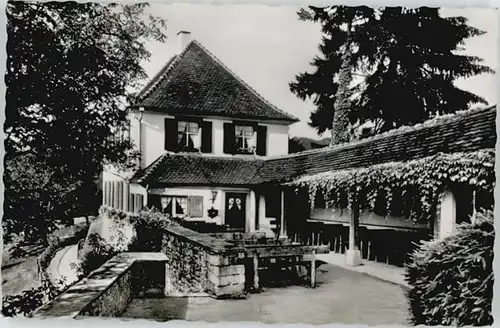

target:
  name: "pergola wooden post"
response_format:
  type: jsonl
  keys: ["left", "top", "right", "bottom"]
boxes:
{"left": 279, "top": 187, "right": 287, "bottom": 239}
{"left": 346, "top": 187, "right": 362, "bottom": 266}
{"left": 253, "top": 251, "right": 259, "bottom": 290}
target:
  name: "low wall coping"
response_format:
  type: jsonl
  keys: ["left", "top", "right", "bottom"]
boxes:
{"left": 32, "top": 252, "right": 167, "bottom": 319}
{"left": 164, "top": 225, "right": 245, "bottom": 255}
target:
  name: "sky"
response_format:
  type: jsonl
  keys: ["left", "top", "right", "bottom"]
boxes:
{"left": 140, "top": 4, "right": 498, "bottom": 139}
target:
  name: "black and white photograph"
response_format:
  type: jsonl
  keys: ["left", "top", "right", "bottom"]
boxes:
{"left": 1, "top": 0, "right": 497, "bottom": 325}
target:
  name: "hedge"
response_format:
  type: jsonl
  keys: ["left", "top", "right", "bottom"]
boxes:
{"left": 406, "top": 209, "right": 494, "bottom": 326}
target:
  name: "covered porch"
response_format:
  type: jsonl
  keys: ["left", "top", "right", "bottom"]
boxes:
{"left": 279, "top": 149, "right": 495, "bottom": 269}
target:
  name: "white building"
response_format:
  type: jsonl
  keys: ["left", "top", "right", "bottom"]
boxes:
{"left": 102, "top": 31, "right": 297, "bottom": 235}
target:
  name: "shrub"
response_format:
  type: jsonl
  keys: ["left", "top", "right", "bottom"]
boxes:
{"left": 129, "top": 207, "right": 177, "bottom": 252}
{"left": 406, "top": 209, "right": 494, "bottom": 326}
{"left": 76, "top": 206, "right": 176, "bottom": 277}
{"left": 77, "top": 233, "right": 119, "bottom": 277}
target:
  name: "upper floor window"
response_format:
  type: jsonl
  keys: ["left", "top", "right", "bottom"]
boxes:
{"left": 165, "top": 118, "right": 212, "bottom": 153}
{"left": 235, "top": 125, "right": 256, "bottom": 154}
{"left": 223, "top": 122, "right": 267, "bottom": 156}
{"left": 177, "top": 121, "right": 200, "bottom": 151}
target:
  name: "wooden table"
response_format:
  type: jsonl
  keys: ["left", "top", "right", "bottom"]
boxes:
{"left": 243, "top": 243, "right": 330, "bottom": 289}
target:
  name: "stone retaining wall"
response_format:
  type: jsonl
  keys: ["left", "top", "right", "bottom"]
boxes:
{"left": 161, "top": 225, "right": 247, "bottom": 298}
{"left": 79, "top": 265, "right": 134, "bottom": 317}
{"left": 33, "top": 253, "right": 167, "bottom": 319}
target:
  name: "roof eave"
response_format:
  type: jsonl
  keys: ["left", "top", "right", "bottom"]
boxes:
{"left": 128, "top": 105, "right": 299, "bottom": 123}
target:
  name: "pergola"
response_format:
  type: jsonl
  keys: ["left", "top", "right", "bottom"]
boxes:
{"left": 283, "top": 149, "right": 495, "bottom": 266}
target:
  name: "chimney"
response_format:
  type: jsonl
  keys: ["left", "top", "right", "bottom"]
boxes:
{"left": 177, "top": 30, "right": 192, "bottom": 54}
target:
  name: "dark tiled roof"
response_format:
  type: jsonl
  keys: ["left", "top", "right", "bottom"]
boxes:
{"left": 132, "top": 106, "right": 496, "bottom": 187}
{"left": 132, "top": 153, "right": 265, "bottom": 187}
{"left": 133, "top": 40, "right": 298, "bottom": 123}
{"left": 261, "top": 105, "right": 497, "bottom": 183}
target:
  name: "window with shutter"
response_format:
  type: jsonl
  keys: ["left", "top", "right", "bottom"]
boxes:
{"left": 234, "top": 125, "right": 256, "bottom": 154}
{"left": 188, "top": 196, "right": 204, "bottom": 218}
{"left": 177, "top": 121, "right": 201, "bottom": 151}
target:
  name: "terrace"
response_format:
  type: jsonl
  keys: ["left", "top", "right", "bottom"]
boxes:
{"left": 34, "top": 252, "right": 409, "bottom": 324}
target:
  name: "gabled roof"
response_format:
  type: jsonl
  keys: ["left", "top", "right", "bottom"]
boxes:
{"left": 132, "top": 40, "right": 299, "bottom": 123}
{"left": 131, "top": 106, "right": 496, "bottom": 188}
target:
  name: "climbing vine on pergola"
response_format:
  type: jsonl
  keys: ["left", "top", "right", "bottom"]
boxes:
{"left": 291, "top": 149, "right": 495, "bottom": 223}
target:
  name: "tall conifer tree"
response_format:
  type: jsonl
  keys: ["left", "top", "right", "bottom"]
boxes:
{"left": 291, "top": 6, "right": 493, "bottom": 137}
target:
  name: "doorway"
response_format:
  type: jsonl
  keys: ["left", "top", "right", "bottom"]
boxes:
{"left": 225, "top": 192, "right": 247, "bottom": 231}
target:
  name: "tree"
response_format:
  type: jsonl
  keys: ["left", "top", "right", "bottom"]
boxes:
{"left": 290, "top": 6, "right": 494, "bottom": 137}
{"left": 4, "top": 1, "right": 167, "bottom": 240}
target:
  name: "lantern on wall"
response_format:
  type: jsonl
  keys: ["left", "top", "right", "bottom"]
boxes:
{"left": 211, "top": 190, "right": 218, "bottom": 204}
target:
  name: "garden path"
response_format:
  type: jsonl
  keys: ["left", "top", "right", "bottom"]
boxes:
{"left": 48, "top": 244, "right": 79, "bottom": 287}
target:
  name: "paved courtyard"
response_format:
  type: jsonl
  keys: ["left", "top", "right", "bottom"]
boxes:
{"left": 121, "top": 263, "right": 409, "bottom": 325}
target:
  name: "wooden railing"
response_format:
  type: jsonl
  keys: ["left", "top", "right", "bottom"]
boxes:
{"left": 288, "top": 222, "right": 432, "bottom": 267}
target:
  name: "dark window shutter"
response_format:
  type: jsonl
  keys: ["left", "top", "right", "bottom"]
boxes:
{"left": 256, "top": 125, "right": 267, "bottom": 156}
{"left": 188, "top": 196, "right": 204, "bottom": 218}
{"left": 201, "top": 121, "right": 213, "bottom": 153}
{"left": 165, "top": 118, "right": 178, "bottom": 151}
{"left": 223, "top": 123, "right": 235, "bottom": 154}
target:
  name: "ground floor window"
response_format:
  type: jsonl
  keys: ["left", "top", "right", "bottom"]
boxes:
{"left": 128, "top": 193, "right": 144, "bottom": 213}
{"left": 161, "top": 196, "right": 188, "bottom": 217}
{"left": 159, "top": 195, "right": 204, "bottom": 218}
{"left": 452, "top": 185, "right": 493, "bottom": 224}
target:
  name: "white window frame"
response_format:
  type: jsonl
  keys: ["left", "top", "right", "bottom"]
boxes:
{"left": 234, "top": 125, "right": 256, "bottom": 154}
{"left": 177, "top": 121, "right": 200, "bottom": 150}
{"left": 162, "top": 196, "right": 188, "bottom": 218}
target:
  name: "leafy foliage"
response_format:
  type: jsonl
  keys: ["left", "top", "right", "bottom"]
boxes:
{"left": 292, "top": 149, "right": 495, "bottom": 222}
{"left": 406, "top": 209, "right": 494, "bottom": 326}
{"left": 4, "top": 1, "right": 166, "bottom": 240}
{"left": 3, "top": 154, "right": 98, "bottom": 242}
{"left": 77, "top": 232, "right": 120, "bottom": 278}
{"left": 1, "top": 281, "right": 64, "bottom": 317}
{"left": 128, "top": 207, "right": 177, "bottom": 252}
{"left": 290, "top": 6, "right": 494, "bottom": 135}
{"left": 2, "top": 269, "right": 69, "bottom": 317}
{"left": 76, "top": 206, "right": 177, "bottom": 277}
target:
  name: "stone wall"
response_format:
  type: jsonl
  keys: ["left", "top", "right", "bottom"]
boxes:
{"left": 33, "top": 253, "right": 167, "bottom": 319}
{"left": 79, "top": 267, "right": 133, "bottom": 317}
{"left": 161, "top": 225, "right": 247, "bottom": 298}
